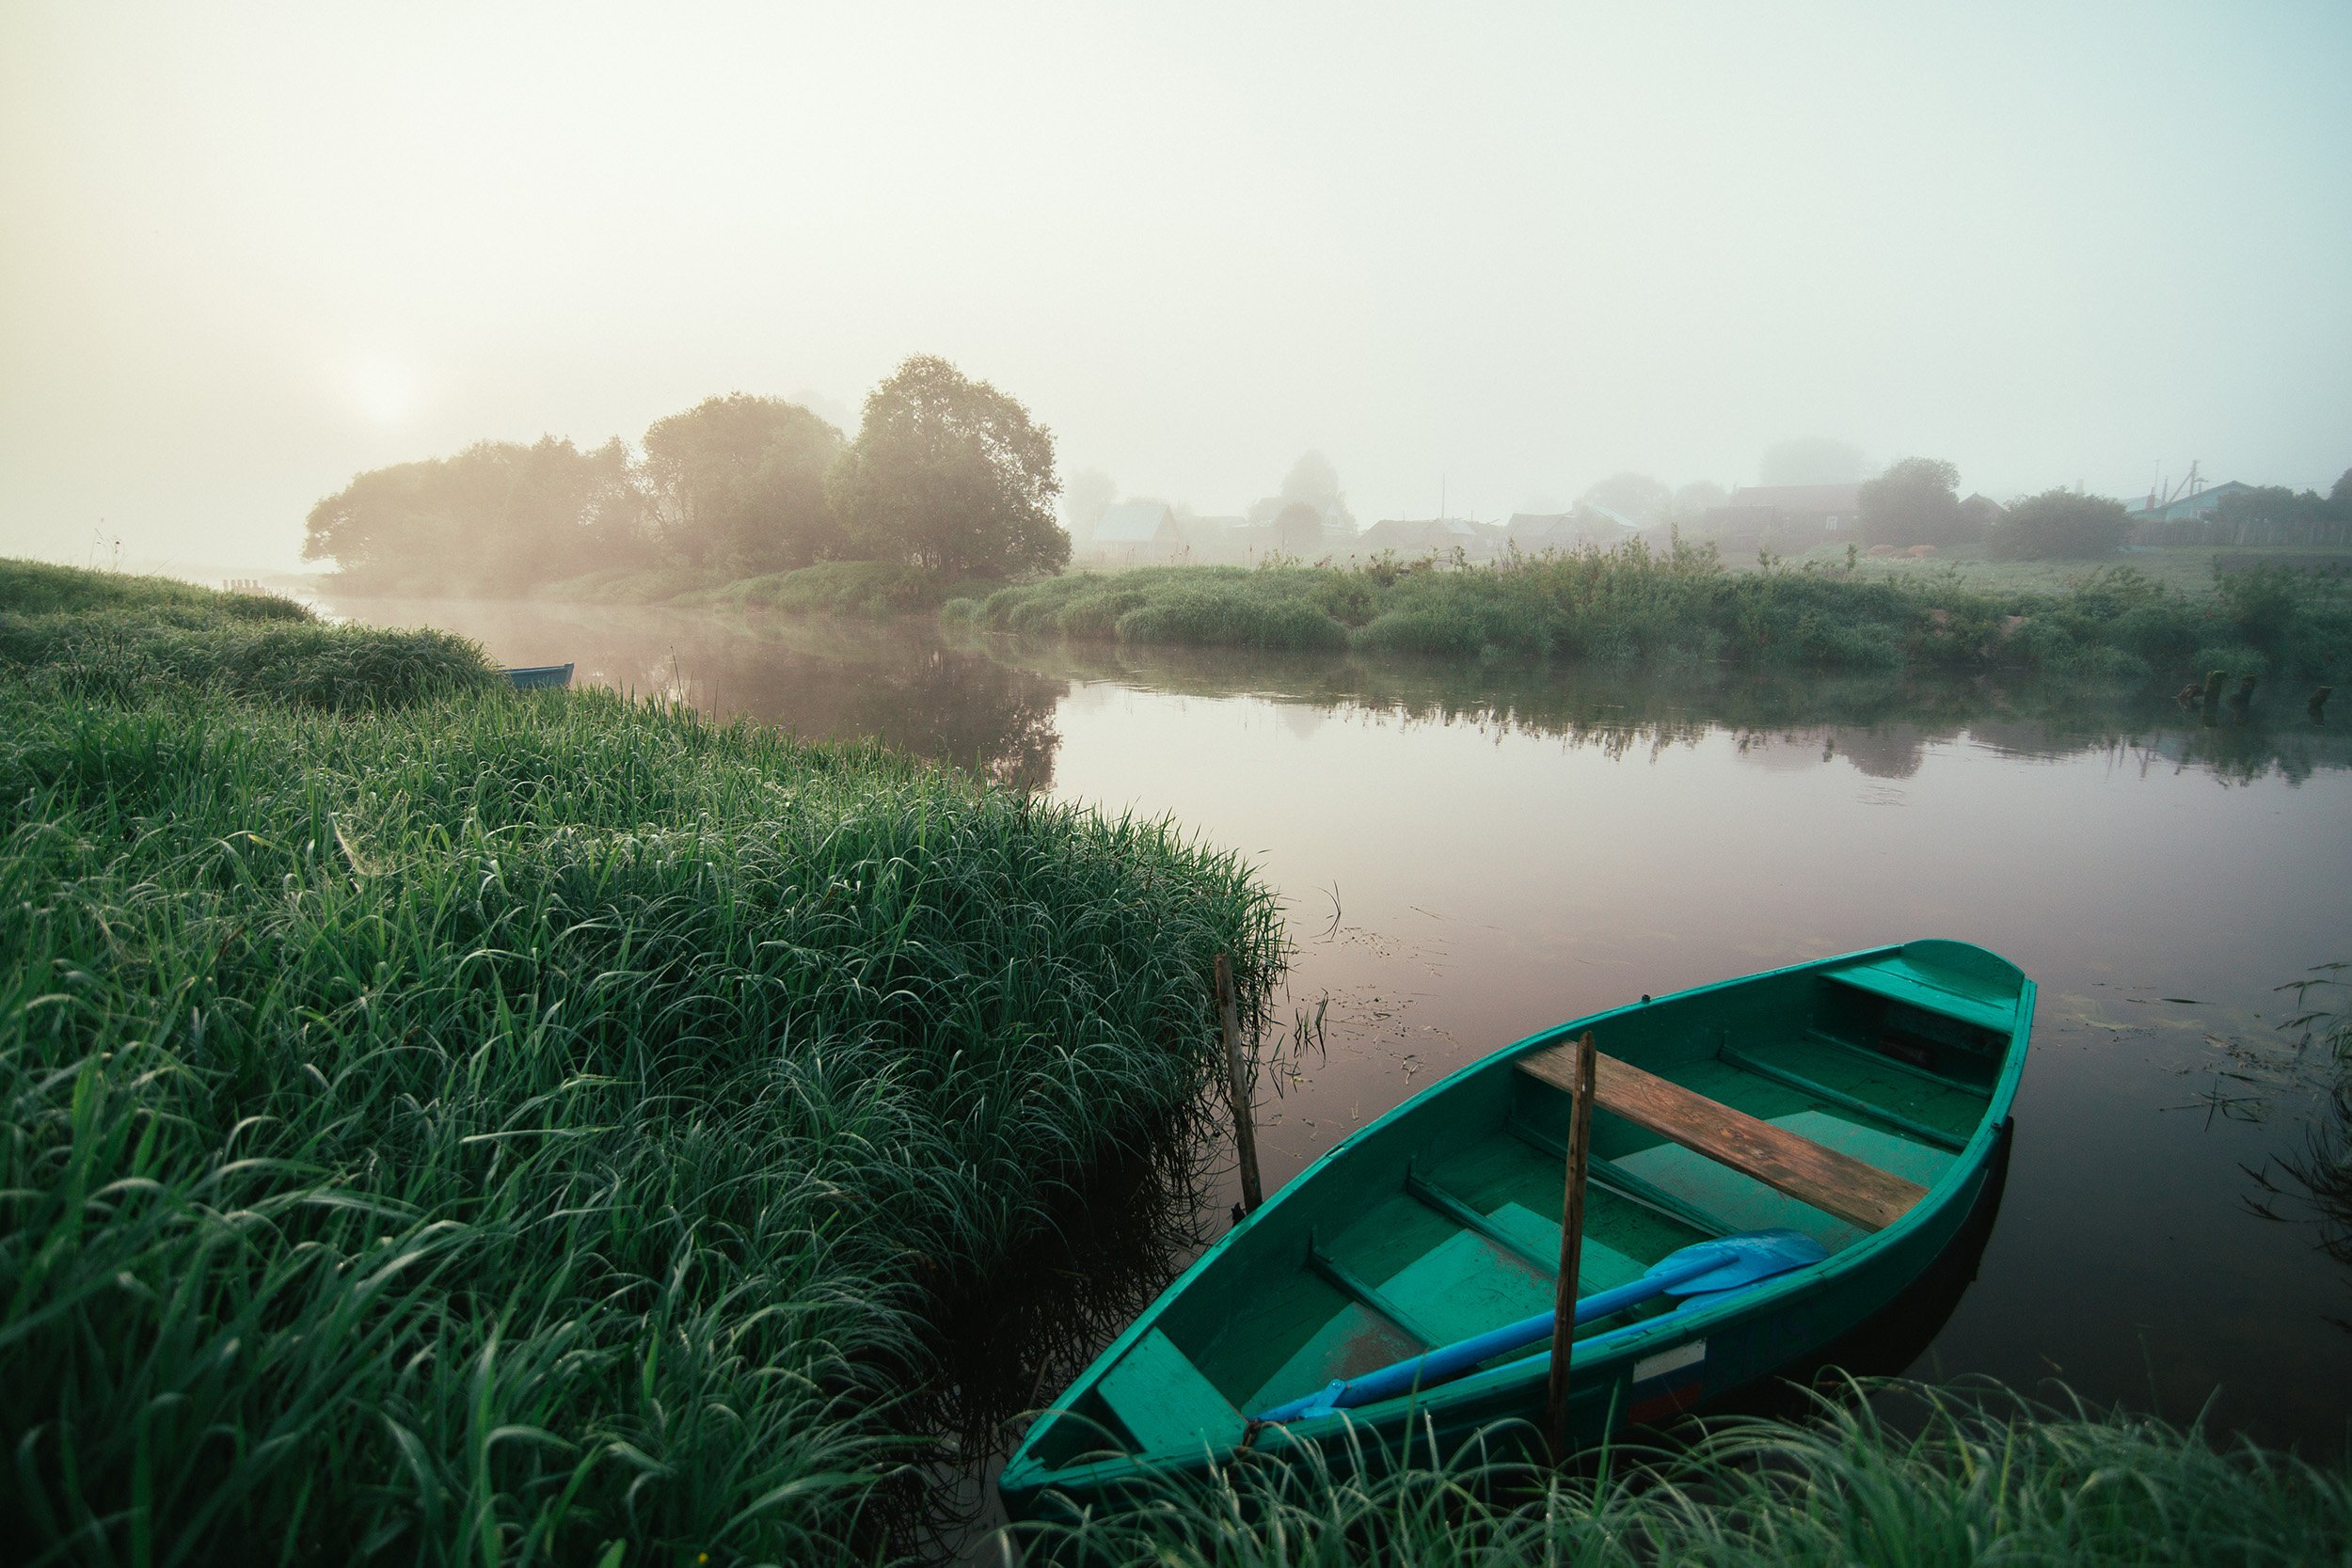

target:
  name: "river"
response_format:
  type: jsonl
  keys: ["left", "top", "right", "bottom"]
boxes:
{"left": 337, "top": 594, "right": 2352, "bottom": 1461}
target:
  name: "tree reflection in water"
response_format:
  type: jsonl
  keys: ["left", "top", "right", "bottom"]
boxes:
{"left": 989, "top": 636, "right": 2352, "bottom": 787}
{"left": 327, "top": 594, "right": 2350, "bottom": 792}
{"left": 328, "top": 598, "right": 1071, "bottom": 790}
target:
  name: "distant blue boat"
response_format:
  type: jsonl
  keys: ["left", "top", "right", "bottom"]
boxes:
{"left": 501, "top": 662, "right": 575, "bottom": 690}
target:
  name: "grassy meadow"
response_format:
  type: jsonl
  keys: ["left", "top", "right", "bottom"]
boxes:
{"left": 1, "top": 562, "right": 1282, "bottom": 1562}
{"left": 1799, "top": 540, "right": 2352, "bottom": 597}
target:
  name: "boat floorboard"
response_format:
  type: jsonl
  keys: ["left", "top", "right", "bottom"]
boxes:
{"left": 1747, "top": 1035, "right": 1990, "bottom": 1141}
{"left": 1613, "top": 1110, "right": 1955, "bottom": 1251}
{"left": 1427, "top": 1131, "right": 1718, "bottom": 1258}
{"left": 1206, "top": 1143, "right": 1716, "bottom": 1416}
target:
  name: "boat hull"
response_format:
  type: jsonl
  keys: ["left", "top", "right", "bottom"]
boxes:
{"left": 1001, "top": 940, "right": 2032, "bottom": 1518}
{"left": 502, "top": 662, "right": 575, "bottom": 690}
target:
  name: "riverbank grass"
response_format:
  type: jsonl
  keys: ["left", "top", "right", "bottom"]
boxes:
{"left": 1, "top": 562, "right": 1282, "bottom": 1562}
{"left": 1022, "top": 1380, "right": 2352, "bottom": 1566}
{"left": 956, "top": 545, "right": 2352, "bottom": 683}
{"left": 1807, "top": 540, "right": 2352, "bottom": 597}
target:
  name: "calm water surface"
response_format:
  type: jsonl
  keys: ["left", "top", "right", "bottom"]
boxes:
{"left": 343, "top": 597, "right": 2352, "bottom": 1455}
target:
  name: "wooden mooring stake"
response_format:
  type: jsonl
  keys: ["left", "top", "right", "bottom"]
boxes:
{"left": 1543, "top": 1030, "right": 1597, "bottom": 1462}
{"left": 1216, "top": 953, "right": 1263, "bottom": 1213}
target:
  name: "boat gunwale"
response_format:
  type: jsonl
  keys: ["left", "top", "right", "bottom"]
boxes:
{"left": 1002, "top": 940, "right": 2033, "bottom": 1497}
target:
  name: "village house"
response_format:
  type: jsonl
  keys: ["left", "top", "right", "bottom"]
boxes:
{"left": 1085, "top": 499, "right": 1185, "bottom": 562}
{"left": 1356, "top": 515, "right": 1504, "bottom": 558}
{"left": 1504, "top": 510, "right": 1636, "bottom": 553}
{"left": 1693, "top": 483, "right": 1864, "bottom": 553}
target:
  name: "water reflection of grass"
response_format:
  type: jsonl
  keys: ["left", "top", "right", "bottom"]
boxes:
{"left": 968, "top": 634, "right": 2352, "bottom": 785}
{"left": 2276, "top": 969, "right": 2352, "bottom": 1331}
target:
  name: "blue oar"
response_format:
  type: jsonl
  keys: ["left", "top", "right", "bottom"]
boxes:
{"left": 1254, "top": 1227, "right": 1826, "bottom": 1421}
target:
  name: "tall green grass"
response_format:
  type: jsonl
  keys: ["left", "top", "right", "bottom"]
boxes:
{"left": 1, "top": 558, "right": 492, "bottom": 710}
{"left": 1014, "top": 1379, "right": 2352, "bottom": 1566}
{"left": 958, "top": 546, "right": 2352, "bottom": 684}
{"left": 1, "top": 564, "right": 1283, "bottom": 1564}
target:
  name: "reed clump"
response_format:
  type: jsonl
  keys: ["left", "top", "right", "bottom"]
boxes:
{"left": 958, "top": 544, "right": 2352, "bottom": 685}
{"left": 1017, "top": 1379, "right": 2352, "bottom": 1566}
{"left": 1, "top": 563, "right": 1283, "bottom": 1563}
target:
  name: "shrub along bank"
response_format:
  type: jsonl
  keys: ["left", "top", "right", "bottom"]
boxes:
{"left": 0, "top": 563, "right": 1282, "bottom": 1563}
{"left": 951, "top": 544, "right": 2352, "bottom": 685}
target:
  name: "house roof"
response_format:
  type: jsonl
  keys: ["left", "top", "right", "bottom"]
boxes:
{"left": 2128, "top": 481, "right": 2249, "bottom": 519}
{"left": 1362, "top": 516, "right": 1496, "bottom": 546}
{"left": 1506, "top": 512, "right": 1636, "bottom": 547}
{"left": 1092, "top": 500, "right": 1178, "bottom": 543}
{"left": 1724, "top": 483, "right": 1863, "bottom": 513}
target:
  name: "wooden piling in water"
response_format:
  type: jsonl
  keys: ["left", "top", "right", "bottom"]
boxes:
{"left": 2200, "top": 669, "right": 2228, "bottom": 725}
{"left": 1216, "top": 953, "right": 1263, "bottom": 1213}
{"left": 1544, "top": 1030, "right": 1597, "bottom": 1463}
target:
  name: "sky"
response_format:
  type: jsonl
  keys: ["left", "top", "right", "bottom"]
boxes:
{"left": 3, "top": 2, "right": 2348, "bottom": 575}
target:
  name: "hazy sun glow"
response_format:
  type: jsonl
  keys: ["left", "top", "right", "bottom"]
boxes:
{"left": 1, "top": 3, "right": 2346, "bottom": 572}
{"left": 345, "top": 358, "right": 418, "bottom": 425}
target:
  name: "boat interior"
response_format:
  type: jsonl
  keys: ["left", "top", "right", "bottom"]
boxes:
{"left": 1019, "top": 944, "right": 2025, "bottom": 1470}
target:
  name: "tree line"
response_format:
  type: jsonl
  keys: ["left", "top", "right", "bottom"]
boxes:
{"left": 1857, "top": 457, "right": 2352, "bottom": 559}
{"left": 304, "top": 356, "right": 1069, "bottom": 594}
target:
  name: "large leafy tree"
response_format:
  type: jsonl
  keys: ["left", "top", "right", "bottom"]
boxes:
{"left": 1858, "top": 456, "right": 1978, "bottom": 546}
{"left": 826, "top": 356, "right": 1067, "bottom": 578}
{"left": 1987, "top": 489, "right": 2131, "bottom": 559}
{"left": 1250, "top": 451, "right": 1356, "bottom": 537}
{"left": 641, "top": 394, "right": 845, "bottom": 572}
{"left": 302, "top": 436, "right": 644, "bottom": 594}
{"left": 1579, "top": 471, "right": 1673, "bottom": 526}
{"left": 2201, "top": 483, "right": 2352, "bottom": 546}
{"left": 1272, "top": 501, "right": 1327, "bottom": 552}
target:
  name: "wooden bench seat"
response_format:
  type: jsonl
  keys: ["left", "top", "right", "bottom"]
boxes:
{"left": 1518, "top": 1047, "right": 1927, "bottom": 1232}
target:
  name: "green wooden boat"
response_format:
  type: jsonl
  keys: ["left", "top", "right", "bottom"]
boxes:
{"left": 999, "top": 939, "right": 2032, "bottom": 1517}
{"left": 501, "top": 662, "right": 575, "bottom": 690}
